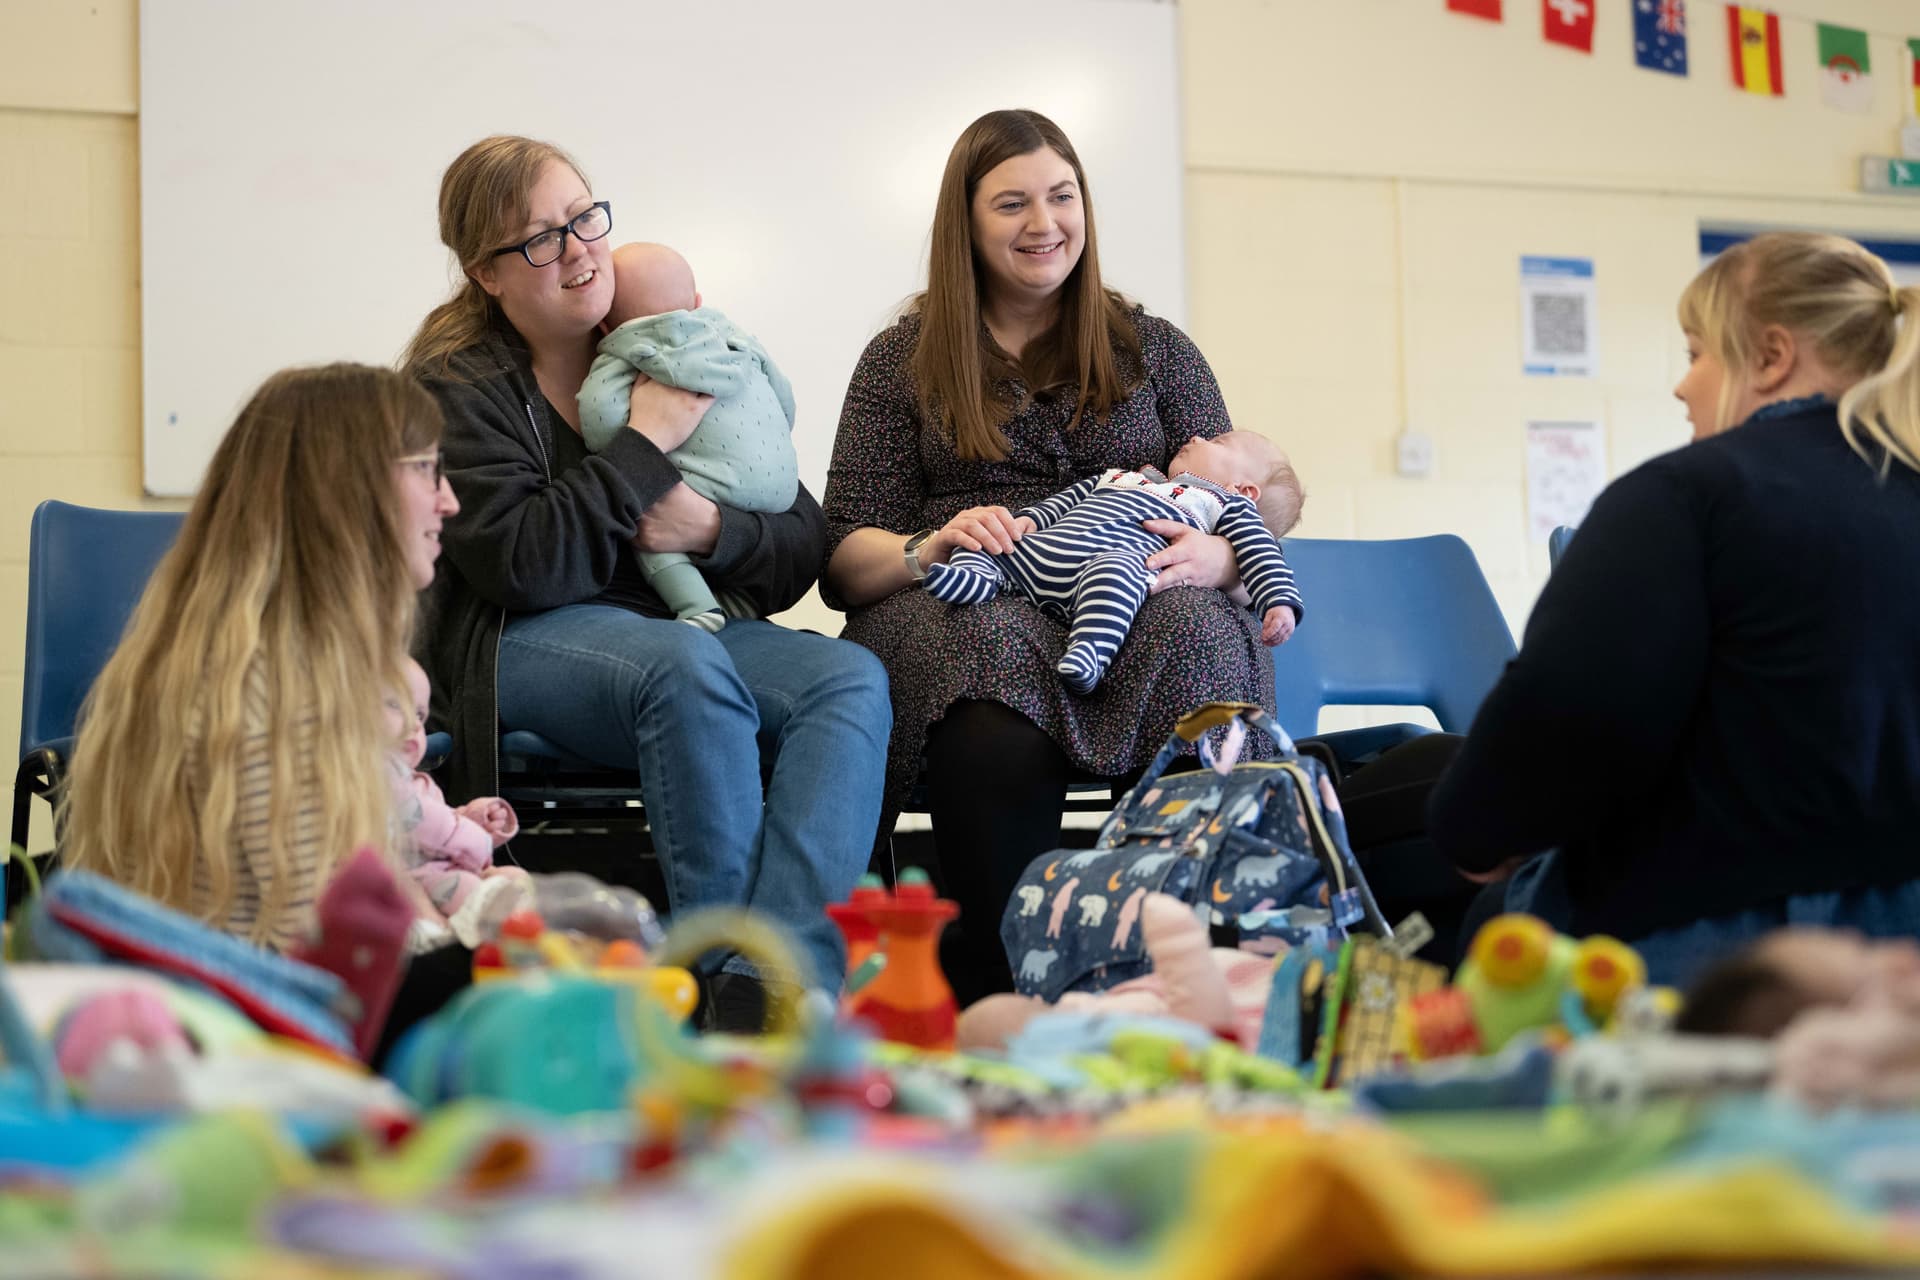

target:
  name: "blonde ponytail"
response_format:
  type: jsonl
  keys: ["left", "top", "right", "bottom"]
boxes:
{"left": 1838, "top": 283, "right": 1920, "bottom": 475}
{"left": 1680, "top": 232, "right": 1917, "bottom": 475}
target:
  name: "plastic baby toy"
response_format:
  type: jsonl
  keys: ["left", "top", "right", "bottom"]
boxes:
{"left": 1403, "top": 914, "right": 1649, "bottom": 1059}
{"left": 828, "top": 869, "right": 959, "bottom": 1051}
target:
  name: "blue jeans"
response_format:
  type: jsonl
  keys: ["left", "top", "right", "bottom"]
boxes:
{"left": 495, "top": 608, "right": 890, "bottom": 990}
{"left": 1503, "top": 852, "right": 1920, "bottom": 988}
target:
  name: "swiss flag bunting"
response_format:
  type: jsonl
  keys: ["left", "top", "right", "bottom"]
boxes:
{"left": 1447, "top": 0, "right": 1503, "bottom": 20}
{"left": 1544, "top": 0, "right": 1596, "bottom": 52}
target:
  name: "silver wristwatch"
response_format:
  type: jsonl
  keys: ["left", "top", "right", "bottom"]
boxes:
{"left": 903, "top": 528, "right": 935, "bottom": 581}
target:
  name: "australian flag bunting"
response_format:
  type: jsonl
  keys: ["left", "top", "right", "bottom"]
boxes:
{"left": 1634, "top": 0, "right": 1688, "bottom": 77}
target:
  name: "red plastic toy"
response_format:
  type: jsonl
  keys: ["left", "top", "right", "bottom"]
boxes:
{"left": 828, "top": 870, "right": 958, "bottom": 1051}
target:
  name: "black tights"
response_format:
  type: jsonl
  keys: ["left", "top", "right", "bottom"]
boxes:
{"left": 923, "top": 700, "right": 1073, "bottom": 1004}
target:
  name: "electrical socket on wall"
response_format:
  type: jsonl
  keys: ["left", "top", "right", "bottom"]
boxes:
{"left": 1396, "top": 431, "right": 1435, "bottom": 478}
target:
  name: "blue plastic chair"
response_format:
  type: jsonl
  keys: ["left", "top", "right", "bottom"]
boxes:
{"left": 1271, "top": 535, "right": 1516, "bottom": 748}
{"left": 13, "top": 502, "right": 186, "bottom": 857}
{"left": 1548, "top": 524, "right": 1577, "bottom": 569}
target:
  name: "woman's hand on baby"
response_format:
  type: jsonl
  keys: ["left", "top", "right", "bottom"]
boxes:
{"left": 1143, "top": 524, "right": 1239, "bottom": 594}
{"left": 927, "top": 507, "right": 1033, "bottom": 562}
{"left": 635, "top": 483, "right": 722, "bottom": 556}
{"left": 1261, "top": 606, "right": 1296, "bottom": 646}
{"left": 627, "top": 374, "right": 713, "bottom": 454}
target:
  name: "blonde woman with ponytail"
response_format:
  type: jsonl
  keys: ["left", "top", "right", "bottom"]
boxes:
{"left": 61, "top": 364, "right": 458, "bottom": 951}
{"left": 1432, "top": 232, "right": 1920, "bottom": 986}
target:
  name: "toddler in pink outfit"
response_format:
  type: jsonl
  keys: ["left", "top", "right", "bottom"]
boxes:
{"left": 389, "top": 657, "right": 529, "bottom": 947}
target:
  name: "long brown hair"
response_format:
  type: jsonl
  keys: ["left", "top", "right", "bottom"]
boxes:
{"left": 1680, "top": 231, "right": 1920, "bottom": 473}
{"left": 61, "top": 365, "right": 439, "bottom": 945}
{"left": 911, "top": 109, "right": 1142, "bottom": 462}
{"left": 403, "top": 135, "right": 585, "bottom": 374}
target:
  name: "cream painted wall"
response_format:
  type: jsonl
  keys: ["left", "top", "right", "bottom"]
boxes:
{"left": 1, "top": 0, "right": 154, "bottom": 852}
{"left": 1184, "top": 0, "right": 1920, "bottom": 651}
{"left": 6, "top": 0, "right": 1920, "bottom": 839}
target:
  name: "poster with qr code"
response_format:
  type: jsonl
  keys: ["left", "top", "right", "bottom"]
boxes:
{"left": 1520, "top": 255, "right": 1597, "bottom": 376}
{"left": 1526, "top": 420, "right": 1606, "bottom": 542}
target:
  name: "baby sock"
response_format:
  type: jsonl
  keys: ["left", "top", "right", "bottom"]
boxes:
{"left": 292, "top": 849, "right": 414, "bottom": 1061}
{"left": 1056, "top": 643, "right": 1108, "bottom": 696}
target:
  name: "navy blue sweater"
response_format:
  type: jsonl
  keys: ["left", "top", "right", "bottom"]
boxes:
{"left": 1431, "top": 400, "right": 1920, "bottom": 939}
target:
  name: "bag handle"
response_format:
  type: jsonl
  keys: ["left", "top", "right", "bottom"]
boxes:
{"left": 1171, "top": 701, "right": 1296, "bottom": 758}
{"left": 1109, "top": 701, "right": 1299, "bottom": 819}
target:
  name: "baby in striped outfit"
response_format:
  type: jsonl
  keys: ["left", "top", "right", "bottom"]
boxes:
{"left": 924, "top": 431, "right": 1305, "bottom": 694}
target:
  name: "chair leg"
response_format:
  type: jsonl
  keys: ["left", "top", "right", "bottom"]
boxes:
{"left": 9, "top": 782, "right": 28, "bottom": 857}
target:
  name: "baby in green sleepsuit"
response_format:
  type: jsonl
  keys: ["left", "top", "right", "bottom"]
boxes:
{"left": 578, "top": 242, "right": 800, "bottom": 631}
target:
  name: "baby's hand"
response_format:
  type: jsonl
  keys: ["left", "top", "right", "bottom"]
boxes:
{"left": 1013, "top": 515, "right": 1037, "bottom": 537}
{"left": 1261, "top": 606, "right": 1296, "bottom": 646}
{"left": 461, "top": 797, "right": 519, "bottom": 844}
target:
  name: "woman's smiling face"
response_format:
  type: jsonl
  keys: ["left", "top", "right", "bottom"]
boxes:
{"left": 969, "top": 147, "right": 1085, "bottom": 309}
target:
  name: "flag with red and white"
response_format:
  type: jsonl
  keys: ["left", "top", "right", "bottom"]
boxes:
{"left": 1544, "top": 0, "right": 1595, "bottom": 52}
{"left": 1448, "top": 0, "right": 1503, "bottom": 21}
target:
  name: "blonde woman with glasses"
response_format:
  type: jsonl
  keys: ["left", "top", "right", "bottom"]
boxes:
{"left": 62, "top": 363, "right": 459, "bottom": 953}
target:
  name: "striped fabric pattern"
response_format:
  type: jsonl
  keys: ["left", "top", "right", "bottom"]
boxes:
{"left": 186, "top": 661, "right": 328, "bottom": 952}
{"left": 924, "top": 468, "right": 1302, "bottom": 695}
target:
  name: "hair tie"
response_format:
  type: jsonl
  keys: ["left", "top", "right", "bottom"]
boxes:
{"left": 1893, "top": 285, "right": 1905, "bottom": 317}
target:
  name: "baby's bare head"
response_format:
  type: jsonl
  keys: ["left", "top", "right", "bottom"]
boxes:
{"left": 1223, "top": 431, "right": 1304, "bottom": 535}
{"left": 1678, "top": 928, "right": 1920, "bottom": 1038}
{"left": 605, "top": 242, "right": 698, "bottom": 328}
{"left": 1167, "top": 431, "right": 1305, "bottom": 534}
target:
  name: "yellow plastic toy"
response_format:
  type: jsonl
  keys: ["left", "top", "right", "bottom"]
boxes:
{"left": 1403, "top": 914, "right": 1650, "bottom": 1058}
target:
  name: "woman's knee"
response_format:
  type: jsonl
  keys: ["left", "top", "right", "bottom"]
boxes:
{"left": 794, "top": 635, "right": 893, "bottom": 723}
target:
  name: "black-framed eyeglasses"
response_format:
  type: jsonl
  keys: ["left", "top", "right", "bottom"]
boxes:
{"left": 490, "top": 201, "right": 613, "bottom": 268}
{"left": 397, "top": 449, "right": 445, "bottom": 486}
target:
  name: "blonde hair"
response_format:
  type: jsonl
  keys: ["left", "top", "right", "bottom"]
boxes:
{"left": 60, "top": 364, "right": 439, "bottom": 943}
{"left": 1679, "top": 231, "right": 1919, "bottom": 472}
{"left": 1221, "top": 430, "right": 1305, "bottom": 535}
{"left": 911, "top": 109, "right": 1142, "bottom": 462}
{"left": 403, "top": 135, "right": 585, "bottom": 375}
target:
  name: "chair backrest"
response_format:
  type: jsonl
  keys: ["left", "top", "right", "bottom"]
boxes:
{"left": 1547, "top": 524, "right": 1577, "bottom": 569}
{"left": 18, "top": 501, "right": 187, "bottom": 760}
{"left": 1271, "top": 535, "right": 1516, "bottom": 737}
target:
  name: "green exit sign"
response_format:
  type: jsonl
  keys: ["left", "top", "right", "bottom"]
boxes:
{"left": 1861, "top": 156, "right": 1920, "bottom": 194}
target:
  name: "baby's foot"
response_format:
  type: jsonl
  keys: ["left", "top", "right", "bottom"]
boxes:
{"left": 1057, "top": 643, "right": 1103, "bottom": 696}
{"left": 682, "top": 610, "right": 726, "bottom": 633}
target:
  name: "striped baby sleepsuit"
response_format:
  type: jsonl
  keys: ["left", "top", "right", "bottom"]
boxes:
{"left": 923, "top": 467, "right": 1302, "bottom": 694}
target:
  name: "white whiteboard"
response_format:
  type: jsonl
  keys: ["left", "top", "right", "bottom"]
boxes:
{"left": 138, "top": 0, "right": 1185, "bottom": 497}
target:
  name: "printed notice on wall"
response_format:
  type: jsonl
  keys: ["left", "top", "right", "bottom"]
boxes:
{"left": 1520, "top": 255, "right": 1597, "bottom": 376}
{"left": 1526, "top": 420, "right": 1606, "bottom": 542}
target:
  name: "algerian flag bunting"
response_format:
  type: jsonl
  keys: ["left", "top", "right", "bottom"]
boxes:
{"left": 1818, "top": 23, "right": 1873, "bottom": 114}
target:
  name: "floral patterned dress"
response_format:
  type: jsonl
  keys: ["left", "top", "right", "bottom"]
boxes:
{"left": 823, "top": 310, "right": 1278, "bottom": 814}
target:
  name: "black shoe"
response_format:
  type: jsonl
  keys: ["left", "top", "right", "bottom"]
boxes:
{"left": 699, "top": 972, "right": 768, "bottom": 1034}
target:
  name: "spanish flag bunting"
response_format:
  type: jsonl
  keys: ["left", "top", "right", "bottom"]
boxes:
{"left": 1448, "top": 0, "right": 1502, "bottom": 20}
{"left": 1910, "top": 39, "right": 1920, "bottom": 116}
{"left": 1726, "top": 5, "right": 1783, "bottom": 97}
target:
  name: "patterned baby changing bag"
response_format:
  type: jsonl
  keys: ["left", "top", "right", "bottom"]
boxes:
{"left": 1001, "top": 702, "right": 1393, "bottom": 1002}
